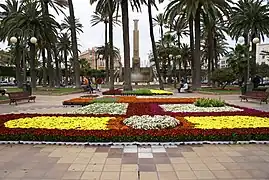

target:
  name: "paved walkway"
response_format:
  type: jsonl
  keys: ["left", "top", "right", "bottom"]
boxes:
{"left": 0, "top": 144, "right": 269, "bottom": 180}
{"left": 1, "top": 92, "right": 269, "bottom": 179}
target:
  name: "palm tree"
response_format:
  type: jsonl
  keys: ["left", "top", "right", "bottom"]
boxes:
{"left": 95, "top": 44, "right": 121, "bottom": 60}
{"left": 229, "top": 0, "right": 269, "bottom": 77}
{"left": 57, "top": 32, "right": 72, "bottom": 86}
{"left": 66, "top": 0, "right": 80, "bottom": 88}
{"left": 90, "top": 10, "right": 120, "bottom": 82}
{"left": 164, "top": 0, "right": 231, "bottom": 89}
{"left": 153, "top": 13, "right": 166, "bottom": 46}
{"left": 147, "top": 0, "right": 164, "bottom": 90}
{"left": 61, "top": 16, "right": 83, "bottom": 34}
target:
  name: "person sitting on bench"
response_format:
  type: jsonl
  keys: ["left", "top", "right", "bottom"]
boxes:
{"left": 178, "top": 80, "right": 189, "bottom": 93}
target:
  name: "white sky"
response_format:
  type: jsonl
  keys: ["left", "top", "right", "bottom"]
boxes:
{"left": 3, "top": 0, "right": 269, "bottom": 67}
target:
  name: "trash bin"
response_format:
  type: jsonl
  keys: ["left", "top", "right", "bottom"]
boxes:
{"left": 23, "top": 82, "right": 32, "bottom": 95}
{"left": 241, "top": 85, "right": 246, "bottom": 95}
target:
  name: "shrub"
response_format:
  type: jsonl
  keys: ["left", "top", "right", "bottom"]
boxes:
{"left": 194, "top": 98, "right": 225, "bottom": 107}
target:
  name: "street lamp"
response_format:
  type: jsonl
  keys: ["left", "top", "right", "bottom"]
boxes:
{"left": 9, "top": 29, "right": 37, "bottom": 85}
{"left": 237, "top": 36, "right": 260, "bottom": 92}
{"left": 99, "top": 54, "right": 103, "bottom": 67}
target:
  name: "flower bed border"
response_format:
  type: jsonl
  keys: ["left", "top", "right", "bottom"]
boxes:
{"left": 1, "top": 111, "right": 269, "bottom": 142}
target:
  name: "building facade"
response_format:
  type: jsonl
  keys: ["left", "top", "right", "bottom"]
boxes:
{"left": 256, "top": 43, "right": 269, "bottom": 65}
{"left": 79, "top": 48, "right": 105, "bottom": 70}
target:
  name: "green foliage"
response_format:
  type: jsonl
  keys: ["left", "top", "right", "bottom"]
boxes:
{"left": 194, "top": 98, "right": 225, "bottom": 107}
{"left": 92, "top": 97, "right": 118, "bottom": 103}
{"left": 211, "top": 68, "right": 237, "bottom": 89}
{"left": 256, "top": 63, "right": 269, "bottom": 78}
{"left": 0, "top": 66, "right": 15, "bottom": 77}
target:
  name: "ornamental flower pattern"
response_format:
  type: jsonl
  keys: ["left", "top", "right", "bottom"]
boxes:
{"left": 160, "top": 104, "right": 243, "bottom": 112}
{"left": 123, "top": 115, "right": 180, "bottom": 130}
{"left": 72, "top": 103, "right": 129, "bottom": 115}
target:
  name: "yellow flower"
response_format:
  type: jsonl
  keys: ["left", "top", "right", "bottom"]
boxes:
{"left": 4, "top": 116, "right": 113, "bottom": 130}
{"left": 185, "top": 116, "right": 269, "bottom": 129}
{"left": 150, "top": 89, "right": 173, "bottom": 95}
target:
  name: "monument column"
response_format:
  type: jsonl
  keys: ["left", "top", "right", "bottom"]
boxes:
{"left": 132, "top": 19, "right": 140, "bottom": 73}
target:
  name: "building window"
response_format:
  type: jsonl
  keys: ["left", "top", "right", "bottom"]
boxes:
{"left": 262, "top": 55, "right": 265, "bottom": 59}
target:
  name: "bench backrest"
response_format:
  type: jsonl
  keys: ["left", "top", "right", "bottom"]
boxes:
{"left": 8, "top": 92, "right": 29, "bottom": 98}
{"left": 245, "top": 91, "right": 269, "bottom": 98}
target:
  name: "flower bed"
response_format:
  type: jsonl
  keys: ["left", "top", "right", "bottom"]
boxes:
{"left": 62, "top": 98, "right": 94, "bottom": 106}
{"left": 102, "top": 89, "right": 173, "bottom": 96}
{"left": 2, "top": 97, "right": 269, "bottom": 142}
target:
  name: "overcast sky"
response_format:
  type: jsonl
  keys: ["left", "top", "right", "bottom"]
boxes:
{"left": 3, "top": 0, "right": 267, "bottom": 67}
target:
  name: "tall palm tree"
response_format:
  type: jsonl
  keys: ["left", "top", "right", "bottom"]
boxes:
{"left": 0, "top": 0, "right": 22, "bottom": 87}
{"left": 153, "top": 13, "right": 166, "bottom": 46}
{"left": 57, "top": 32, "right": 72, "bottom": 86}
{"left": 66, "top": 0, "right": 80, "bottom": 88}
{"left": 229, "top": 0, "right": 269, "bottom": 77}
{"left": 147, "top": 0, "right": 164, "bottom": 90}
{"left": 91, "top": 10, "right": 120, "bottom": 82}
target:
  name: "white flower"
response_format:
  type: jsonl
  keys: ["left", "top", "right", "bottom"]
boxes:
{"left": 72, "top": 103, "right": 128, "bottom": 115}
{"left": 123, "top": 115, "right": 180, "bottom": 130}
{"left": 160, "top": 104, "right": 243, "bottom": 112}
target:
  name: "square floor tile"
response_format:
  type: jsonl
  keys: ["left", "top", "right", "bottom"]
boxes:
{"left": 61, "top": 171, "right": 83, "bottom": 179}
{"left": 81, "top": 171, "right": 101, "bottom": 180}
{"left": 172, "top": 163, "right": 191, "bottom": 171}
{"left": 154, "top": 157, "right": 171, "bottom": 164}
{"left": 105, "top": 158, "right": 122, "bottom": 164}
{"left": 153, "top": 153, "right": 168, "bottom": 157}
{"left": 103, "top": 164, "right": 121, "bottom": 172}
{"left": 205, "top": 163, "right": 226, "bottom": 170}
{"left": 170, "top": 157, "right": 187, "bottom": 164}
{"left": 68, "top": 163, "right": 86, "bottom": 171}
{"left": 95, "top": 147, "right": 110, "bottom": 153}
{"left": 156, "top": 164, "right": 174, "bottom": 171}
{"left": 138, "top": 153, "right": 153, "bottom": 158}
{"left": 212, "top": 170, "right": 234, "bottom": 179}
{"left": 138, "top": 147, "right": 152, "bottom": 153}
{"left": 123, "top": 146, "right": 137, "bottom": 153}
{"left": 121, "top": 157, "right": 138, "bottom": 164}
{"left": 139, "top": 172, "right": 158, "bottom": 180}
{"left": 193, "top": 170, "right": 215, "bottom": 179}
{"left": 158, "top": 171, "right": 178, "bottom": 180}
{"left": 175, "top": 170, "right": 197, "bottom": 179}
{"left": 248, "top": 169, "right": 269, "bottom": 179}
{"left": 139, "top": 158, "right": 154, "bottom": 164}
{"left": 229, "top": 169, "right": 253, "bottom": 178}
{"left": 138, "top": 164, "right": 156, "bottom": 172}
{"left": 151, "top": 146, "right": 166, "bottom": 153}
{"left": 85, "top": 164, "right": 104, "bottom": 172}
{"left": 100, "top": 171, "right": 120, "bottom": 180}
{"left": 120, "top": 172, "right": 138, "bottom": 180}
{"left": 121, "top": 164, "right": 138, "bottom": 172}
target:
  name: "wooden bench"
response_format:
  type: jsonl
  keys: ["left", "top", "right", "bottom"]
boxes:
{"left": 7, "top": 92, "right": 36, "bottom": 105}
{"left": 239, "top": 91, "right": 269, "bottom": 104}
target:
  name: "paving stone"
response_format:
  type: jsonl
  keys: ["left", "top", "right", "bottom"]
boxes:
{"left": 138, "top": 152, "right": 153, "bottom": 158}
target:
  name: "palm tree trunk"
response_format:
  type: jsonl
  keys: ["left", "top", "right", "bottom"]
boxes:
{"left": 147, "top": 0, "right": 164, "bottom": 90}
{"left": 68, "top": 0, "right": 81, "bottom": 88}
{"left": 121, "top": 0, "right": 132, "bottom": 90}
{"left": 213, "top": 37, "right": 218, "bottom": 69}
{"left": 104, "top": 22, "right": 109, "bottom": 82}
{"left": 160, "top": 24, "right": 164, "bottom": 46}
{"left": 47, "top": 47, "right": 54, "bottom": 87}
{"left": 193, "top": 6, "right": 201, "bottom": 89}
{"left": 42, "top": 49, "right": 47, "bottom": 87}
{"left": 15, "top": 44, "right": 22, "bottom": 88}
{"left": 109, "top": 0, "right": 114, "bottom": 91}
{"left": 189, "top": 17, "right": 194, "bottom": 85}
{"left": 64, "top": 50, "right": 68, "bottom": 86}
{"left": 29, "top": 43, "right": 36, "bottom": 90}
{"left": 53, "top": 47, "right": 60, "bottom": 87}
{"left": 207, "top": 26, "right": 213, "bottom": 86}
{"left": 177, "top": 32, "right": 181, "bottom": 82}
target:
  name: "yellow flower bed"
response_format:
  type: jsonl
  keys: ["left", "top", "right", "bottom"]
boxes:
{"left": 185, "top": 116, "right": 269, "bottom": 129}
{"left": 4, "top": 116, "right": 112, "bottom": 130}
{"left": 150, "top": 89, "right": 173, "bottom": 95}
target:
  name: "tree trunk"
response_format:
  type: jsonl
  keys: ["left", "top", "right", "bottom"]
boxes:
{"left": 147, "top": 0, "right": 164, "bottom": 90}
{"left": 121, "top": 0, "right": 132, "bottom": 90}
{"left": 64, "top": 50, "right": 68, "bottom": 86}
{"left": 53, "top": 47, "right": 60, "bottom": 87}
{"left": 42, "top": 49, "right": 47, "bottom": 87}
{"left": 104, "top": 22, "right": 109, "bottom": 82}
{"left": 193, "top": 6, "right": 201, "bottom": 89}
{"left": 68, "top": 0, "right": 81, "bottom": 88}
{"left": 189, "top": 17, "right": 194, "bottom": 85}
{"left": 29, "top": 43, "right": 36, "bottom": 90}
{"left": 15, "top": 44, "right": 22, "bottom": 88}
{"left": 160, "top": 24, "right": 164, "bottom": 46}
{"left": 213, "top": 37, "right": 218, "bottom": 70}
{"left": 109, "top": 0, "right": 114, "bottom": 90}
{"left": 47, "top": 47, "right": 54, "bottom": 87}
{"left": 207, "top": 25, "right": 213, "bottom": 86}
{"left": 177, "top": 32, "right": 181, "bottom": 83}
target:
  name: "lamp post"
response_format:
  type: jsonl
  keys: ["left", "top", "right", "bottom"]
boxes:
{"left": 9, "top": 29, "right": 37, "bottom": 85}
{"left": 238, "top": 36, "right": 260, "bottom": 92}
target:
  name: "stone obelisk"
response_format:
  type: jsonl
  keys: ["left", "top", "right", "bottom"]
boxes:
{"left": 132, "top": 19, "right": 140, "bottom": 73}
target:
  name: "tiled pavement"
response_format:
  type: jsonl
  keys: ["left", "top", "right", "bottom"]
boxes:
{"left": 1, "top": 144, "right": 269, "bottom": 180}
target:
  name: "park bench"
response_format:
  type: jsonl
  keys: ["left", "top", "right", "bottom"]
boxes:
{"left": 239, "top": 91, "right": 269, "bottom": 104}
{"left": 7, "top": 92, "right": 36, "bottom": 105}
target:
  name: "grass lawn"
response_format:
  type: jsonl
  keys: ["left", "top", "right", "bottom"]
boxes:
{"left": 2, "top": 87, "right": 83, "bottom": 96}
{"left": 198, "top": 87, "right": 240, "bottom": 94}
{"left": 0, "top": 96, "right": 8, "bottom": 100}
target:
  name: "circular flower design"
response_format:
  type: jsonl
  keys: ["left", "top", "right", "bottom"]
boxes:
{"left": 123, "top": 115, "right": 180, "bottom": 130}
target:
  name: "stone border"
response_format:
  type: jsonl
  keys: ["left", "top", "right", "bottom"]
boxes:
{"left": 0, "top": 141, "right": 269, "bottom": 146}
